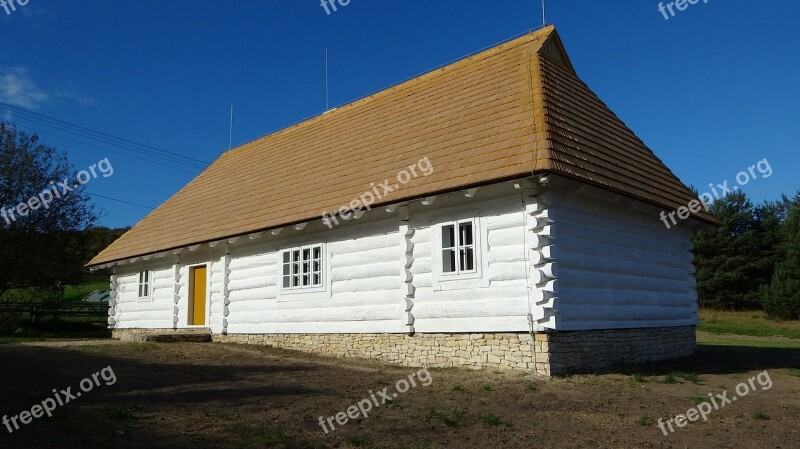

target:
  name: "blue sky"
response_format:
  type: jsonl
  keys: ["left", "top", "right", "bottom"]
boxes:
{"left": 1, "top": 0, "right": 798, "bottom": 228}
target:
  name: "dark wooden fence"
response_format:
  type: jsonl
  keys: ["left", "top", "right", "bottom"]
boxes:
{"left": 0, "top": 300, "right": 109, "bottom": 323}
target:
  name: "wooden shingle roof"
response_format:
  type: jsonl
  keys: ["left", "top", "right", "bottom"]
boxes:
{"left": 89, "top": 26, "right": 714, "bottom": 267}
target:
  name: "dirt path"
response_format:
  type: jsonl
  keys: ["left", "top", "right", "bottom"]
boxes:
{"left": 0, "top": 339, "right": 798, "bottom": 448}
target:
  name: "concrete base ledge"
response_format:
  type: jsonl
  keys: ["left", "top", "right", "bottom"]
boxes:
{"left": 112, "top": 328, "right": 212, "bottom": 343}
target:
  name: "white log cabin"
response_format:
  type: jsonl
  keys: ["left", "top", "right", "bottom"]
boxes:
{"left": 88, "top": 26, "right": 716, "bottom": 375}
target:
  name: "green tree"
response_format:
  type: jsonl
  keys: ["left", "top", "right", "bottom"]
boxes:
{"left": 692, "top": 191, "right": 781, "bottom": 310}
{"left": 760, "top": 192, "right": 800, "bottom": 319}
{"left": 0, "top": 122, "right": 98, "bottom": 298}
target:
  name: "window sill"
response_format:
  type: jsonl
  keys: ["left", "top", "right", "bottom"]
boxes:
{"left": 277, "top": 287, "right": 330, "bottom": 302}
{"left": 434, "top": 276, "right": 490, "bottom": 291}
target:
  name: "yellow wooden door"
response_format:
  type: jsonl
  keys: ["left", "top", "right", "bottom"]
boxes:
{"left": 191, "top": 266, "right": 207, "bottom": 325}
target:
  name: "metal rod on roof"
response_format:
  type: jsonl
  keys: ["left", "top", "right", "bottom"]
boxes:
{"left": 229, "top": 104, "right": 234, "bottom": 150}
{"left": 541, "top": 0, "right": 546, "bottom": 26}
{"left": 325, "top": 48, "right": 330, "bottom": 111}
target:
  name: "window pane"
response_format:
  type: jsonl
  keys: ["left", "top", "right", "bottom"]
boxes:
{"left": 459, "top": 222, "right": 473, "bottom": 246}
{"left": 442, "top": 225, "right": 455, "bottom": 248}
{"left": 442, "top": 249, "right": 456, "bottom": 272}
{"left": 283, "top": 245, "right": 324, "bottom": 290}
{"left": 460, "top": 247, "right": 475, "bottom": 271}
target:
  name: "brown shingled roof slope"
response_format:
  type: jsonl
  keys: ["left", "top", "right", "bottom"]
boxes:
{"left": 89, "top": 26, "right": 713, "bottom": 266}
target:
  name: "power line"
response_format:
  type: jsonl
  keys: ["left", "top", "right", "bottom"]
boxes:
{"left": 85, "top": 192, "right": 156, "bottom": 210}
{"left": 0, "top": 102, "right": 211, "bottom": 170}
{"left": 1, "top": 106, "right": 208, "bottom": 170}
{"left": 2, "top": 117, "right": 202, "bottom": 175}
{"left": 0, "top": 101, "right": 209, "bottom": 166}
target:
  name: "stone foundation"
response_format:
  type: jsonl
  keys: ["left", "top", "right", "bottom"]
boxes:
{"left": 544, "top": 326, "right": 697, "bottom": 374}
{"left": 112, "top": 328, "right": 212, "bottom": 343}
{"left": 114, "top": 326, "right": 695, "bottom": 375}
{"left": 214, "top": 332, "right": 544, "bottom": 372}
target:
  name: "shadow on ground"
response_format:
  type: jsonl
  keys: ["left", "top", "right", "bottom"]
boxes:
{"left": 1, "top": 340, "right": 798, "bottom": 449}
{"left": 592, "top": 342, "right": 800, "bottom": 377}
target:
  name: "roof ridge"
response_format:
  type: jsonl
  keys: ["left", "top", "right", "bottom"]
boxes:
{"left": 228, "top": 26, "right": 556, "bottom": 157}
{"left": 88, "top": 24, "right": 716, "bottom": 267}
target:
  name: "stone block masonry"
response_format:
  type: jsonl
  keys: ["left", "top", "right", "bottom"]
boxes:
{"left": 113, "top": 326, "right": 696, "bottom": 376}
{"left": 545, "top": 326, "right": 696, "bottom": 375}
{"left": 214, "top": 332, "right": 542, "bottom": 372}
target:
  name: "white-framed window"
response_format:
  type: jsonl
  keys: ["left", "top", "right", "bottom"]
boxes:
{"left": 431, "top": 212, "right": 488, "bottom": 291}
{"left": 440, "top": 219, "right": 477, "bottom": 276}
{"left": 137, "top": 270, "right": 152, "bottom": 300}
{"left": 281, "top": 244, "right": 324, "bottom": 290}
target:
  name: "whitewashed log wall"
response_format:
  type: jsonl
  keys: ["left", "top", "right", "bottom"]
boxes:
{"left": 551, "top": 186, "right": 699, "bottom": 330}
{"left": 108, "top": 181, "right": 698, "bottom": 334}
{"left": 523, "top": 185, "right": 559, "bottom": 330}
{"left": 110, "top": 262, "right": 176, "bottom": 329}
{"left": 225, "top": 218, "right": 403, "bottom": 334}
{"left": 409, "top": 194, "right": 531, "bottom": 333}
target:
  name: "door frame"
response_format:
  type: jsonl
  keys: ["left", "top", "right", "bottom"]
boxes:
{"left": 187, "top": 264, "right": 210, "bottom": 327}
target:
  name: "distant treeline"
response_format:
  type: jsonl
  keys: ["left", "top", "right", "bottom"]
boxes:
{"left": 0, "top": 226, "right": 128, "bottom": 299}
{"left": 1, "top": 122, "right": 131, "bottom": 299}
{"left": 692, "top": 190, "right": 800, "bottom": 319}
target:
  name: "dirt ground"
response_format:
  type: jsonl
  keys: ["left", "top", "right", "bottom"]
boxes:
{"left": 0, "top": 334, "right": 798, "bottom": 449}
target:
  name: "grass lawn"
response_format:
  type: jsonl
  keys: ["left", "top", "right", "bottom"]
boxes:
{"left": 0, "top": 319, "right": 110, "bottom": 344}
{"left": 697, "top": 331, "right": 800, "bottom": 349}
{"left": 698, "top": 309, "right": 800, "bottom": 339}
{"left": 63, "top": 281, "right": 109, "bottom": 301}
{"left": 0, "top": 327, "right": 110, "bottom": 344}
{"left": 2, "top": 280, "right": 109, "bottom": 303}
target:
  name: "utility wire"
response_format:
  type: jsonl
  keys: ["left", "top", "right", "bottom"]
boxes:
{"left": 1, "top": 106, "right": 208, "bottom": 170}
{"left": 0, "top": 103, "right": 188, "bottom": 212}
{"left": 85, "top": 192, "right": 156, "bottom": 210}
{"left": 3, "top": 117, "right": 202, "bottom": 175}
{"left": 0, "top": 101, "right": 209, "bottom": 165}
{"left": 0, "top": 102, "right": 210, "bottom": 170}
